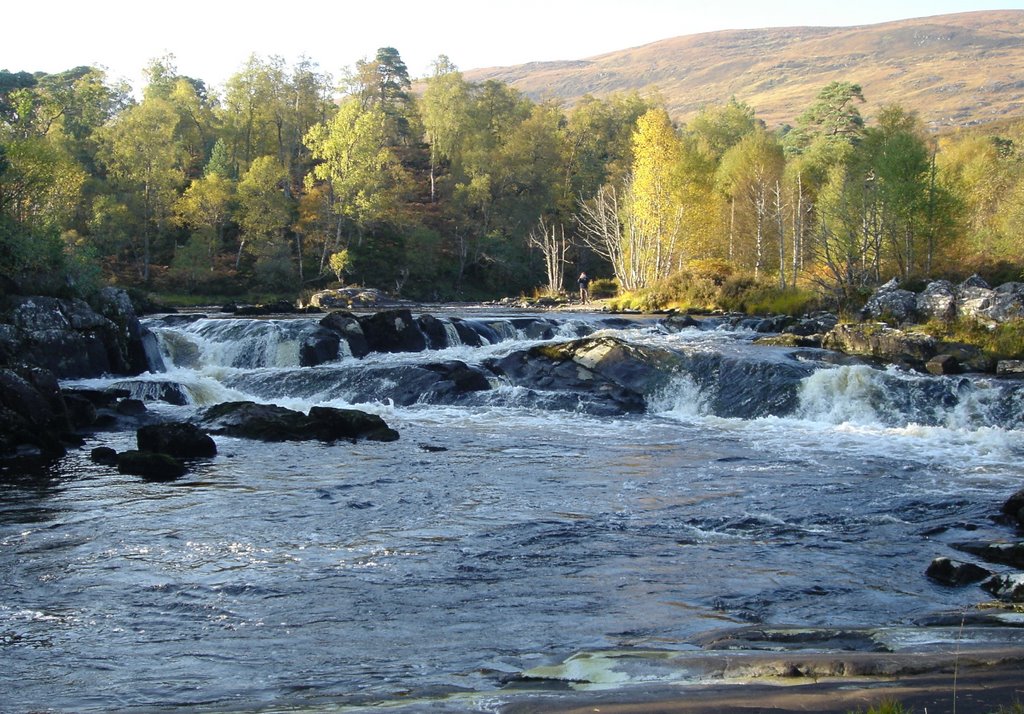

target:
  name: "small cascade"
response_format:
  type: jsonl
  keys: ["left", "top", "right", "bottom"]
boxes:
{"left": 441, "top": 320, "right": 462, "bottom": 347}
{"left": 797, "top": 364, "right": 1024, "bottom": 430}
{"left": 150, "top": 318, "right": 322, "bottom": 369}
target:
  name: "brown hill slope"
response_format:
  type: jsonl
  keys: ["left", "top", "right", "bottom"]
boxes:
{"left": 463, "top": 10, "right": 1024, "bottom": 130}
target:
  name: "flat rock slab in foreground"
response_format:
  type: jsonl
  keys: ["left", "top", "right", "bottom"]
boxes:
{"left": 500, "top": 647, "right": 1024, "bottom": 714}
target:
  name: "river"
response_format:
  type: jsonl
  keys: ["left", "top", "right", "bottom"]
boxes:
{"left": 2, "top": 309, "right": 1023, "bottom": 712}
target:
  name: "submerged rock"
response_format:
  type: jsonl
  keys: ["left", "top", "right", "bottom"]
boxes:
{"left": 925, "top": 557, "right": 992, "bottom": 586}
{"left": 954, "top": 541, "right": 1024, "bottom": 569}
{"left": 117, "top": 450, "right": 187, "bottom": 481}
{"left": 137, "top": 423, "right": 217, "bottom": 458}
{"left": 198, "top": 401, "right": 398, "bottom": 443}
{"left": 982, "top": 573, "right": 1024, "bottom": 602}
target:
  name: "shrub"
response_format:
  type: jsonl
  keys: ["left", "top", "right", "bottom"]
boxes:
{"left": 589, "top": 277, "right": 619, "bottom": 299}
{"left": 914, "top": 318, "right": 1024, "bottom": 360}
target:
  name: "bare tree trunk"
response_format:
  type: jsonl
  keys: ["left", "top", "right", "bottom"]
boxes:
{"left": 527, "top": 217, "right": 570, "bottom": 295}
{"left": 774, "top": 180, "right": 786, "bottom": 290}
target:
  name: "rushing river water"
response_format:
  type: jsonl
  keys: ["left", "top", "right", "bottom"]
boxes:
{"left": 2, "top": 309, "right": 1024, "bottom": 712}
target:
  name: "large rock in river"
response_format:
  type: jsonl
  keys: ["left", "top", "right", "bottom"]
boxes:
{"left": 137, "top": 422, "right": 217, "bottom": 458}
{"left": 0, "top": 289, "right": 162, "bottom": 378}
{"left": 357, "top": 309, "right": 426, "bottom": 353}
{"left": 822, "top": 323, "right": 938, "bottom": 370}
{"left": 197, "top": 401, "right": 399, "bottom": 442}
{"left": 0, "top": 366, "right": 73, "bottom": 459}
{"left": 487, "top": 336, "right": 678, "bottom": 416}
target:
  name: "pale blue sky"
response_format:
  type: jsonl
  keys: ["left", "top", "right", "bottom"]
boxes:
{"left": 5, "top": 0, "right": 1021, "bottom": 90}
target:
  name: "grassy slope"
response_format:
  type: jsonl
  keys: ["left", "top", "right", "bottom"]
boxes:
{"left": 463, "top": 10, "right": 1024, "bottom": 130}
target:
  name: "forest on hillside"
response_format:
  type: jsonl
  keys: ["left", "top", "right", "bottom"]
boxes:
{"left": 2, "top": 49, "right": 1024, "bottom": 309}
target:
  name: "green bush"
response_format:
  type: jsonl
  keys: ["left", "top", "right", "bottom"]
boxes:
{"left": 915, "top": 318, "right": 1024, "bottom": 360}
{"left": 589, "top": 277, "right": 619, "bottom": 299}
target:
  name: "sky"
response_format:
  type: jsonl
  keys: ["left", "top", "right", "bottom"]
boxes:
{"left": 4, "top": 0, "right": 1021, "bottom": 91}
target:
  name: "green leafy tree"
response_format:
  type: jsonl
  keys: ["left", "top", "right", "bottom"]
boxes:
{"left": 304, "top": 98, "right": 410, "bottom": 255}
{"left": 236, "top": 155, "right": 292, "bottom": 272}
{"left": 717, "top": 128, "right": 785, "bottom": 280}
{"left": 96, "top": 97, "right": 185, "bottom": 280}
{"left": 328, "top": 248, "right": 350, "bottom": 283}
{"left": 420, "top": 55, "right": 470, "bottom": 202}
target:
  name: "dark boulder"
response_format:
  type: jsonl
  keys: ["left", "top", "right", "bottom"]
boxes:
{"left": 90, "top": 446, "right": 119, "bottom": 466}
{"left": 0, "top": 367, "right": 71, "bottom": 459}
{"left": 117, "top": 450, "right": 187, "bottom": 481}
{"left": 1002, "top": 489, "right": 1024, "bottom": 527}
{"left": 95, "top": 286, "right": 165, "bottom": 374}
{"left": 981, "top": 573, "right": 1024, "bottom": 602}
{"left": 420, "top": 361, "right": 492, "bottom": 397}
{"left": 300, "top": 327, "right": 342, "bottom": 366}
{"left": 784, "top": 312, "right": 838, "bottom": 337}
{"left": 417, "top": 314, "right": 451, "bottom": 350}
{"left": 235, "top": 300, "right": 298, "bottom": 315}
{"left": 925, "top": 354, "right": 960, "bottom": 375}
{"left": 111, "top": 379, "right": 191, "bottom": 406}
{"left": 306, "top": 406, "right": 399, "bottom": 442}
{"left": 116, "top": 399, "right": 147, "bottom": 416}
{"left": 937, "top": 342, "right": 993, "bottom": 373}
{"left": 0, "top": 289, "right": 158, "bottom": 378}
{"left": 822, "top": 323, "right": 938, "bottom": 370}
{"left": 357, "top": 309, "right": 426, "bottom": 353}
{"left": 861, "top": 278, "right": 918, "bottom": 324}
{"left": 198, "top": 401, "right": 398, "bottom": 443}
{"left": 662, "top": 314, "right": 702, "bottom": 332}
{"left": 487, "top": 336, "right": 678, "bottom": 416}
{"left": 451, "top": 319, "right": 485, "bottom": 347}
{"left": 954, "top": 540, "right": 1024, "bottom": 569}
{"left": 137, "top": 423, "right": 217, "bottom": 458}
{"left": 925, "top": 557, "right": 992, "bottom": 586}
{"left": 319, "top": 311, "right": 370, "bottom": 358}
{"left": 509, "top": 317, "right": 557, "bottom": 340}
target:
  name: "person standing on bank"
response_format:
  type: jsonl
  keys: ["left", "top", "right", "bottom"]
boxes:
{"left": 577, "top": 271, "right": 590, "bottom": 303}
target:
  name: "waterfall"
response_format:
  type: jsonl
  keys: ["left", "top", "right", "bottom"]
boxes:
{"left": 797, "top": 364, "right": 1024, "bottom": 430}
{"left": 442, "top": 320, "right": 462, "bottom": 347}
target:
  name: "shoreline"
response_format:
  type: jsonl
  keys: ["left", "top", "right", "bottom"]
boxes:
{"left": 498, "top": 648, "right": 1024, "bottom": 713}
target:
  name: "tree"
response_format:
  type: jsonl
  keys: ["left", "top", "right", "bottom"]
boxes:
{"left": 305, "top": 98, "right": 410, "bottom": 238}
{"left": 346, "top": 47, "right": 414, "bottom": 146}
{"left": 689, "top": 97, "right": 760, "bottom": 162}
{"left": 420, "top": 56, "right": 470, "bottom": 202}
{"left": 174, "top": 169, "right": 235, "bottom": 269}
{"left": 96, "top": 97, "right": 185, "bottom": 280}
{"left": 795, "top": 81, "right": 865, "bottom": 145}
{"left": 627, "top": 107, "right": 687, "bottom": 285}
{"left": 527, "top": 216, "right": 570, "bottom": 295}
{"left": 577, "top": 185, "right": 627, "bottom": 287}
{"left": 328, "top": 248, "right": 350, "bottom": 283}
{"left": 717, "top": 129, "right": 785, "bottom": 280}
{"left": 236, "top": 155, "right": 292, "bottom": 270}
{"left": 564, "top": 93, "right": 650, "bottom": 200}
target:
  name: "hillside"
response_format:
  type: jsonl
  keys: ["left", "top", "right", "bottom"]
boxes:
{"left": 463, "top": 10, "right": 1024, "bottom": 130}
